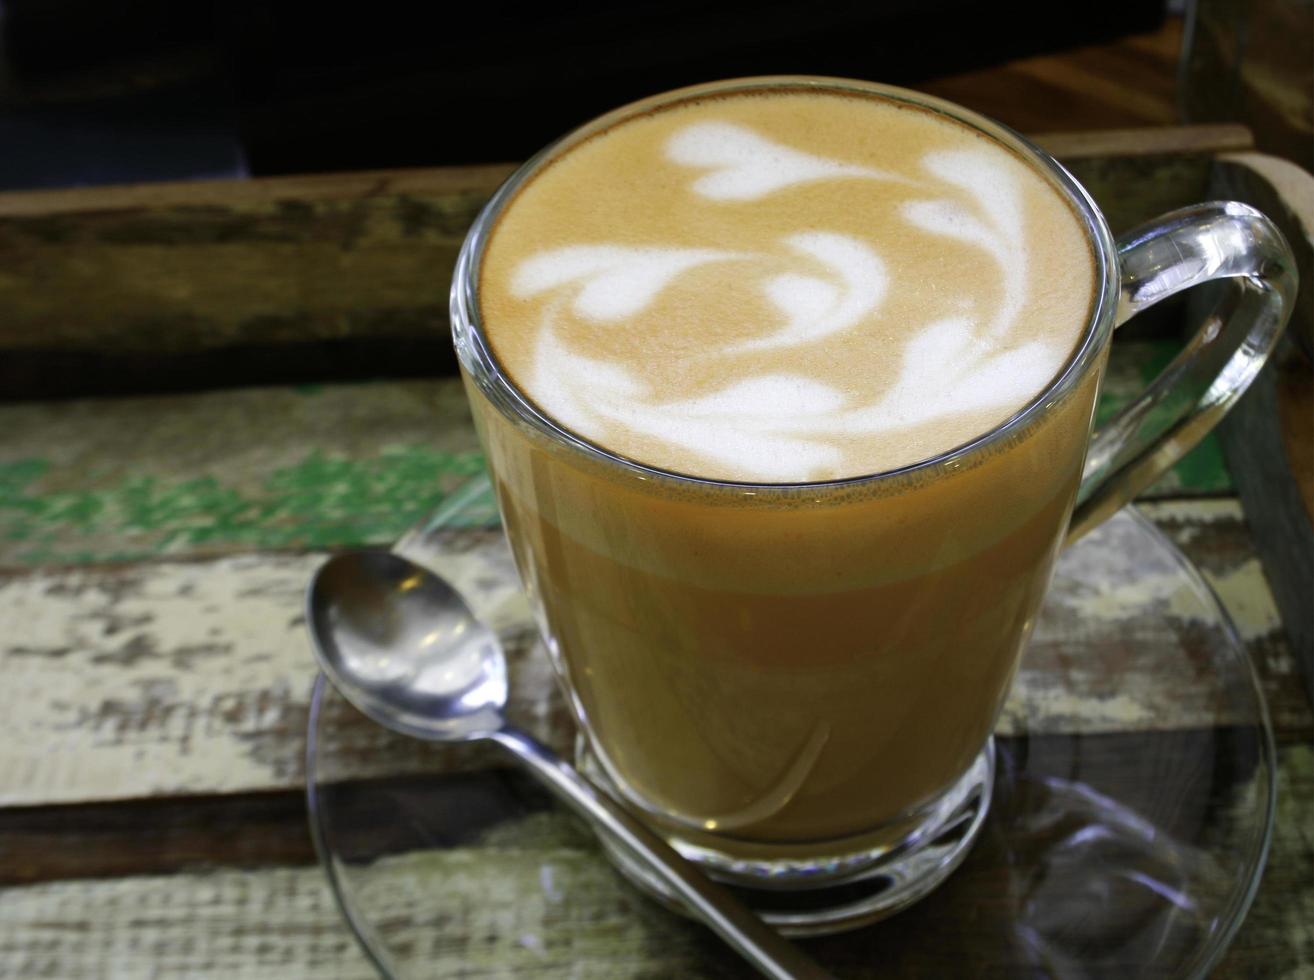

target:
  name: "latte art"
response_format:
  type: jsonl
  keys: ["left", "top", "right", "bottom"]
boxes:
{"left": 480, "top": 90, "right": 1094, "bottom": 481}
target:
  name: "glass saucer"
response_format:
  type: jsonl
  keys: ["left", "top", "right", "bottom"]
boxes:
{"left": 306, "top": 506, "right": 1276, "bottom": 978}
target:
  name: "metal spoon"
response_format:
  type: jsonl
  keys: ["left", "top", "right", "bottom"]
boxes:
{"left": 306, "top": 549, "right": 829, "bottom": 980}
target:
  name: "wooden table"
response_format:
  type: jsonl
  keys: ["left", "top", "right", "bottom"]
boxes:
{"left": 2, "top": 24, "right": 1312, "bottom": 977}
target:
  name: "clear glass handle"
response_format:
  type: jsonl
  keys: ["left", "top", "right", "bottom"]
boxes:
{"left": 1067, "top": 202, "right": 1298, "bottom": 541}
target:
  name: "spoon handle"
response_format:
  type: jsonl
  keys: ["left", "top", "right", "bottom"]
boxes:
{"left": 491, "top": 725, "right": 831, "bottom": 980}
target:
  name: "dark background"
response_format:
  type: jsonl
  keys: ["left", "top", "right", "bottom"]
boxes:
{"left": 0, "top": 0, "right": 1165, "bottom": 190}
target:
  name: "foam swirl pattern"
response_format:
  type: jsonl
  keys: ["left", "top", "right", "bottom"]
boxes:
{"left": 481, "top": 91, "right": 1095, "bottom": 482}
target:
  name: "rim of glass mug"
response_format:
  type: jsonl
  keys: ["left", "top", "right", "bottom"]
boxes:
{"left": 451, "top": 75, "right": 1122, "bottom": 495}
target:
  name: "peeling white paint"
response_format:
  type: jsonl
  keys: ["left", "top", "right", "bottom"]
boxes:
{"left": 1061, "top": 567, "right": 1199, "bottom": 624}
{"left": 1197, "top": 557, "right": 1288, "bottom": 645}
{"left": 1138, "top": 498, "right": 1247, "bottom": 526}
{"left": 0, "top": 534, "right": 543, "bottom": 808}
{"left": 0, "top": 508, "right": 1301, "bottom": 808}
{"left": 1000, "top": 685, "right": 1161, "bottom": 735}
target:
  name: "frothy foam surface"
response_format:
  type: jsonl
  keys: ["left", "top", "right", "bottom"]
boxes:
{"left": 479, "top": 88, "right": 1096, "bottom": 482}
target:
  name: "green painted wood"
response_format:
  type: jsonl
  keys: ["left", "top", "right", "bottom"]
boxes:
{"left": 1096, "top": 338, "right": 1232, "bottom": 497}
{"left": 0, "top": 341, "right": 1231, "bottom": 567}
{"left": 0, "top": 381, "right": 486, "bottom": 566}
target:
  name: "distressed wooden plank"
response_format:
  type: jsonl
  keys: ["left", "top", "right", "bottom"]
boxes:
{"left": 0, "top": 740, "right": 1308, "bottom": 978}
{"left": 0, "top": 533, "right": 540, "bottom": 808}
{"left": 1002, "top": 506, "right": 1302, "bottom": 736}
{"left": 1214, "top": 744, "right": 1314, "bottom": 980}
{"left": 0, "top": 166, "right": 511, "bottom": 357}
{"left": 1063, "top": 152, "right": 1239, "bottom": 243}
{"left": 1279, "top": 351, "right": 1314, "bottom": 521}
{"left": 1142, "top": 497, "right": 1310, "bottom": 710}
{"left": 0, "top": 863, "right": 378, "bottom": 980}
{"left": 0, "top": 121, "right": 1276, "bottom": 399}
{"left": 0, "top": 791, "right": 315, "bottom": 887}
{"left": 1033, "top": 124, "right": 1254, "bottom": 160}
{"left": 1217, "top": 349, "right": 1314, "bottom": 709}
{"left": 0, "top": 165, "right": 518, "bottom": 219}
{"left": 1208, "top": 150, "right": 1314, "bottom": 705}
{"left": 0, "top": 380, "right": 484, "bottom": 566}
{"left": 0, "top": 166, "right": 512, "bottom": 397}
{"left": 0, "top": 341, "right": 1231, "bottom": 568}
{"left": 0, "top": 504, "right": 1305, "bottom": 809}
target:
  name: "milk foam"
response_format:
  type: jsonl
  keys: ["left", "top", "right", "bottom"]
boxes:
{"left": 481, "top": 91, "right": 1094, "bottom": 481}
{"left": 741, "top": 233, "right": 886, "bottom": 351}
{"left": 666, "top": 122, "right": 902, "bottom": 200}
{"left": 513, "top": 246, "right": 739, "bottom": 322}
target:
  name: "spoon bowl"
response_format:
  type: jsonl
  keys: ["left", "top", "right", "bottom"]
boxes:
{"left": 309, "top": 550, "right": 505, "bottom": 741}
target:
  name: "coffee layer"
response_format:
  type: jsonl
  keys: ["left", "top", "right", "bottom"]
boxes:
{"left": 479, "top": 87, "right": 1096, "bottom": 482}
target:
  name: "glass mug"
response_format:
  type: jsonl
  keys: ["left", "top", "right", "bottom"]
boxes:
{"left": 451, "top": 77, "right": 1295, "bottom": 934}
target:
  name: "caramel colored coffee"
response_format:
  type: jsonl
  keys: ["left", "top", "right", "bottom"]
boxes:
{"left": 480, "top": 88, "right": 1095, "bottom": 481}
{"left": 466, "top": 83, "right": 1101, "bottom": 847}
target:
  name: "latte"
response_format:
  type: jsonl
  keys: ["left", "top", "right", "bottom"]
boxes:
{"left": 460, "top": 81, "right": 1102, "bottom": 848}
{"left": 479, "top": 86, "right": 1095, "bottom": 481}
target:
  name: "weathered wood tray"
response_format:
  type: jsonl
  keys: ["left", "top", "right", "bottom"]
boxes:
{"left": 0, "top": 125, "right": 1310, "bottom": 978}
